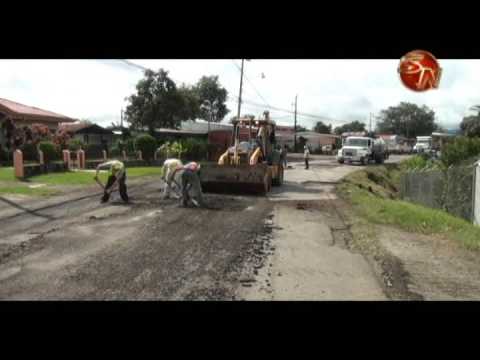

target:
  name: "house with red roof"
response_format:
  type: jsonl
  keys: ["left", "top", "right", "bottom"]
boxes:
{"left": 0, "top": 97, "right": 76, "bottom": 148}
{"left": 0, "top": 97, "right": 75, "bottom": 128}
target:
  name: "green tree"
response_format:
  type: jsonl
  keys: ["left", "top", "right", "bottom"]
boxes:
{"left": 135, "top": 134, "right": 157, "bottom": 161}
{"left": 38, "top": 141, "right": 61, "bottom": 163}
{"left": 195, "top": 76, "right": 229, "bottom": 123}
{"left": 313, "top": 121, "right": 332, "bottom": 134}
{"left": 178, "top": 84, "right": 200, "bottom": 121}
{"left": 333, "top": 121, "right": 366, "bottom": 135}
{"left": 375, "top": 102, "right": 440, "bottom": 138}
{"left": 460, "top": 116, "right": 480, "bottom": 137}
{"left": 440, "top": 136, "right": 480, "bottom": 167}
{"left": 124, "top": 69, "right": 187, "bottom": 135}
{"left": 460, "top": 105, "right": 480, "bottom": 137}
{"left": 298, "top": 136, "right": 307, "bottom": 149}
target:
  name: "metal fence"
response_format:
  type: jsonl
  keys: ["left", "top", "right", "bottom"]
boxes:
{"left": 475, "top": 165, "right": 480, "bottom": 226}
{"left": 400, "top": 165, "right": 477, "bottom": 222}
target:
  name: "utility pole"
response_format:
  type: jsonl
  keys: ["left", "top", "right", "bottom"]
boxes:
{"left": 406, "top": 115, "right": 410, "bottom": 140}
{"left": 369, "top": 113, "right": 372, "bottom": 133}
{"left": 120, "top": 108, "right": 123, "bottom": 128}
{"left": 235, "top": 59, "right": 245, "bottom": 148}
{"left": 294, "top": 95, "right": 298, "bottom": 152}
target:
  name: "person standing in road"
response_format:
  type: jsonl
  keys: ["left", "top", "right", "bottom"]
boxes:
{"left": 282, "top": 145, "right": 288, "bottom": 168}
{"left": 94, "top": 159, "right": 129, "bottom": 203}
{"left": 304, "top": 145, "right": 310, "bottom": 170}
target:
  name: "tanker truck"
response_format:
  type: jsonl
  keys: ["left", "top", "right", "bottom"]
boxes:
{"left": 337, "top": 136, "right": 388, "bottom": 165}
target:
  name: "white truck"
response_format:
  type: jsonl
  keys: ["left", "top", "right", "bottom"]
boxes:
{"left": 413, "top": 136, "right": 432, "bottom": 153}
{"left": 337, "top": 136, "right": 388, "bottom": 165}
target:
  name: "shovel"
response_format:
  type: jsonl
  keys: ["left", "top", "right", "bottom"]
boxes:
{"left": 94, "top": 176, "right": 119, "bottom": 197}
{"left": 171, "top": 180, "right": 200, "bottom": 207}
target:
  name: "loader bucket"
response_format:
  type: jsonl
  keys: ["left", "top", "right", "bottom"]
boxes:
{"left": 199, "top": 163, "right": 272, "bottom": 195}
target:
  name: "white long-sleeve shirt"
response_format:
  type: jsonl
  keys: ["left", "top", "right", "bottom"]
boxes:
{"left": 162, "top": 158, "right": 183, "bottom": 184}
{"left": 304, "top": 148, "right": 310, "bottom": 159}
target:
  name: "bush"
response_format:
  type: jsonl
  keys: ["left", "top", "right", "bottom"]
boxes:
{"left": 156, "top": 141, "right": 187, "bottom": 160}
{"left": 67, "top": 139, "right": 85, "bottom": 152}
{"left": 170, "top": 141, "right": 186, "bottom": 159}
{"left": 135, "top": 134, "right": 157, "bottom": 161}
{"left": 440, "top": 136, "right": 480, "bottom": 167}
{"left": 126, "top": 138, "right": 136, "bottom": 153}
{"left": 404, "top": 154, "right": 440, "bottom": 171}
{"left": 85, "top": 144, "right": 105, "bottom": 159}
{"left": 110, "top": 145, "right": 122, "bottom": 158}
{"left": 20, "top": 143, "right": 39, "bottom": 162}
{"left": 38, "top": 141, "right": 61, "bottom": 163}
{"left": 0, "top": 146, "right": 11, "bottom": 162}
{"left": 181, "top": 138, "right": 208, "bottom": 160}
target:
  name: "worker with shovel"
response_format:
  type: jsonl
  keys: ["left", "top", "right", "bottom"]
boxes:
{"left": 177, "top": 161, "right": 205, "bottom": 208}
{"left": 94, "top": 159, "right": 129, "bottom": 203}
{"left": 161, "top": 158, "right": 183, "bottom": 199}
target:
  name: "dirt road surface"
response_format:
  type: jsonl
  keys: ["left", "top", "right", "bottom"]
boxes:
{"left": 0, "top": 156, "right": 408, "bottom": 300}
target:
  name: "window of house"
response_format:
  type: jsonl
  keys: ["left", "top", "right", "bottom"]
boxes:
{"left": 84, "top": 134, "right": 89, "bottom": 144}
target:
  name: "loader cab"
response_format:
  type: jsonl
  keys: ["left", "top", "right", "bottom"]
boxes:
{"left": 230, "top": 117, "right": 277, "bottom": 160}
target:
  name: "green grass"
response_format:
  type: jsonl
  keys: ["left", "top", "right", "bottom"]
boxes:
{"left": 30, "top": 166, "right": 164, "bottom": 186}
{"left": 0, "top": 186, "right": 57, "bottom": 196}
{"left": 0, "top": 166, "right": 163, "bottom": 196}
{"left": 0, "top": 167, "right": 15, "bottom": 182}
{"left": 338, "top": 167, "right": 480, "bottom": 250}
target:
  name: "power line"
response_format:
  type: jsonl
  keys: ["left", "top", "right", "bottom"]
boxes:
{"left": 120, "top": 60, "right": 149, "bottom": 72}
{"left": 120, "top": 59, "right": 348, "bottom": 125}
{"left": 231, "top": 60, "right": 271, "bottom": 108}
{"left": 227, "top": 94, "right": 344, "bottom": 123}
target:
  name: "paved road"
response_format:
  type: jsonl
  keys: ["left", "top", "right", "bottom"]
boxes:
{"left": 0, "top": 156, "right": 409, "bottom": 300}
{"left": 241, "top": 158, "right": 410, "bottom": 300}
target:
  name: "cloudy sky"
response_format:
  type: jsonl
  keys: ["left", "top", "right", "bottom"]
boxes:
{"left": 1, "top": 59, "right": 479, "bottom": 130}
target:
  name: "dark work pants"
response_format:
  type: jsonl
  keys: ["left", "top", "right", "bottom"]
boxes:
{"left": 102, "top": 174, "right": 129, "bottom": 203}
{"left": 305, "top": 158, "right": 309, "bottom": 169}
{"left": 181, "top": 170, "right": 205, "bottom": 207}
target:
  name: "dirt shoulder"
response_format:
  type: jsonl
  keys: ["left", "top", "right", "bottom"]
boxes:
{"left": 336, "top": 165, "right": 480, "bottom": 300}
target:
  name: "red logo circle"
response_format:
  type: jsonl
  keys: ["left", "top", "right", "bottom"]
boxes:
{"left": 398, "top": 50, "right": 442, "bottom": 92}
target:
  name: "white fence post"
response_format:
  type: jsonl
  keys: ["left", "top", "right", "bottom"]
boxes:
{"left": 474, "top": 161, "right": 480, "bottom": 226}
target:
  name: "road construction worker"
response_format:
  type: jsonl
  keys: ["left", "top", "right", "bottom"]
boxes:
{"left": 178, "top": 161, "right": 205, "bottom": 208}
{"left": 304, "top": 145, "right": 310, "bottom": 170}
{"left": 94, "top": 160, "right": 129, "bottom": 203}
{"left": 161, "top": 158, "right": 183, "bottom": 199}
{"left": 280, "top": 145, "right": 288, "bottom": 168}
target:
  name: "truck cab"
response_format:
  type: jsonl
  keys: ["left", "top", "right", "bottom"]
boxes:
{"left": 413, "top": 136, "right": 432, "bottom": 153}
{"left": 337, "top": 136, "right": 387, "bottom": 165}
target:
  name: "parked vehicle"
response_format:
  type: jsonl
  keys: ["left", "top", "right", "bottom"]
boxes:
{"left": 413, "top": 136, "right": 432, "bottom": 153}
{"left": 378, "top": 134, "right": 412, "bottom": 154}
{"left": 337, "top": 136, "right": 388, "bottom": 165}
{"left": 321, "top": 144, "right": 333, "bottom": 155}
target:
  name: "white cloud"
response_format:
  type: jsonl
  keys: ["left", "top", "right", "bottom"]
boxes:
{"left": 1, "top": 59, "right": 479, "bottom": 131}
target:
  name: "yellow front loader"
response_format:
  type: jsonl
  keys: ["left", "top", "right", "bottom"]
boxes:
{"left": 199, "top": 117, "right": 284, "bottom": 195}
